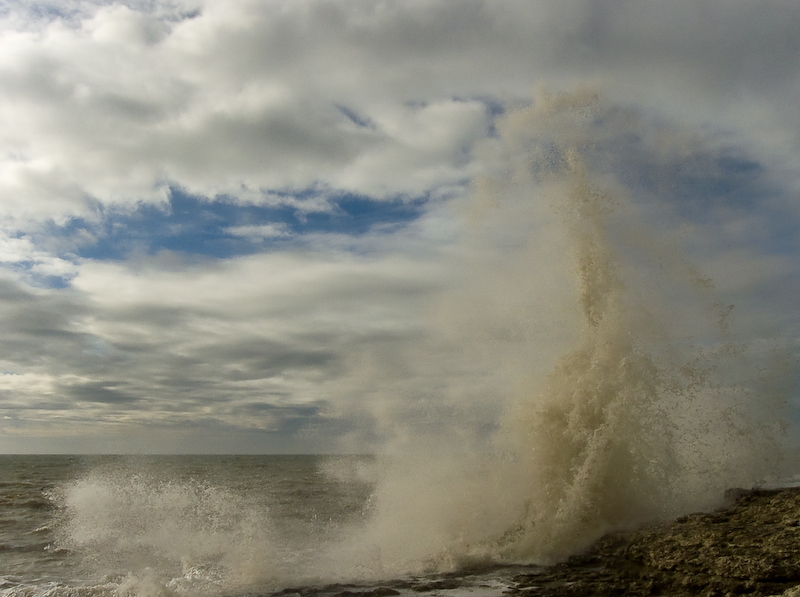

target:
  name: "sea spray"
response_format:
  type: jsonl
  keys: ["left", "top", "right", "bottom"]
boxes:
{"left": 354, "top": 89, "right": 791, "bottom": 572}
{"left": 53, "top": 456, "right": 375, "bottom": 595}
{"left": 49, "top": 92, "right": 794, "bottom": 593}
{"left": 484, "top": 90, "right": 789, "bottom": 561}
{"left": 57, "top": 470, "right": 281, "bottom": 592}
{"left": 494, "top": 93, "right": 683, "bottom": 562}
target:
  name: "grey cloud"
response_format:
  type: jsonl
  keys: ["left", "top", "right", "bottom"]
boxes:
{"left": 0, "top": 279, "right": 90, "bottom": 363}
{"left": 575, "top": 1, "right": 800, "bottom": 89}
{"left": 0, "top": 394, "right": 74, "bottom": 411}
{"left": 0, "top": 249, "right": 439, "bottom": 447}
{"left": 1, "top": 0, "right": 796, "bottom": 224}
{"left": 234, "top": 402, "right": 325, "bottom": 429}
{"left": 62, "top": 380, "right": 141, "bottom": 404}
{"left": 193, "top": 339, "right": 337, "bottom": 381}
{"left": 100, "top": 304, "right": 198, "bottom": 331}
{"left": 160, "top": 103, "right": 373, "bottom": 183}
{"left": 336, "top": 105, "right": 376, "bottom": 130}
{"left": 93, "top": 92, "right": 167, "bottom": 123}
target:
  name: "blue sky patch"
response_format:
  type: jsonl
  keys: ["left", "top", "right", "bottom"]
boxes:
{"left": 51, "top": 189, "right": 429, "bottom": 262}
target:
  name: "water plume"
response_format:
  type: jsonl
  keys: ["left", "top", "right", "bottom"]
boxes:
{"left": 358, "top": 88, "right": 792, "bottom": 570}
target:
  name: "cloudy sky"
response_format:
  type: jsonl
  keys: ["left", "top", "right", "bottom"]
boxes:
{"left": 0, "top": 0, "right": 798, "bottom": 454}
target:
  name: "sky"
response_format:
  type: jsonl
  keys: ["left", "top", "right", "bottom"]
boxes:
{"left": 0, "top": 0, "right": 798, "bottom": 454}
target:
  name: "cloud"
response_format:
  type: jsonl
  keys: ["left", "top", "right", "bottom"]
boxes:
{"left": 1, "top": 0, "right": 795, "bottom": 223}
{"left": 0, "top": 246, "right": 444, "bottom": 450}
{"left": 0, "top": 0, "right": 499, "bottom": 227}
{"left": 225, "top": 223, "right": 292, "bottom": 241}
{"left": 0, "top": 0, "right": 798, "bottom": 452}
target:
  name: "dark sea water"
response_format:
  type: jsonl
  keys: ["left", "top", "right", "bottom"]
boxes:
{"left": 0, "top": 455, "right": 535, "bottom": 597}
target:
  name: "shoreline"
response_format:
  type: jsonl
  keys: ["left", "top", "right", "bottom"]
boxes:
{"left": 506, "top": 487, "right": 800, "bottom": 596}
{"left": 271, "top": 487, "right": 800, "bottom": 597}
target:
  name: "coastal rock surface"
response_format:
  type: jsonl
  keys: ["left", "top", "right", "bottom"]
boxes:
{"left": 508, "top": 487, "right": 800, "bottom": 597}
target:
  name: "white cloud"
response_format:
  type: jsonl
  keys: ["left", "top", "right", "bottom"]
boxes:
{"left": 225, "top": 223, "right": 292, "bottom": 240}
{"left": 0, "top": 0, "right": 795, "bottom": 225}
{"left": 0, "top": 0, "right": 503, "bottom": 223}
{"left": 334, "top": 100, "right": 490, "bottom": 196}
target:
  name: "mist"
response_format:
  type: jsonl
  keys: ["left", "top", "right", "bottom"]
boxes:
{"left": 331, "top": 89, "right": 795, "bottom": 572}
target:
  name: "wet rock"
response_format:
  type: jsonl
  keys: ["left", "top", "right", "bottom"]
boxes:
{"left": 510, "top": 487, "right": 800, "bottom": 597}
{"left": 333, "top": 588, "right": 401, "bottom": 597}
{"left": 411, "top": 580, "right": 464, "bottom": 592}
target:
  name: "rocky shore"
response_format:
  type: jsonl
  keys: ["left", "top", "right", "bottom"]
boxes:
{"left": 507, "top": 487, "right": 800, "bottom": 597}
{"left": 273, "top": 487, "right": 800, "bottom": 597}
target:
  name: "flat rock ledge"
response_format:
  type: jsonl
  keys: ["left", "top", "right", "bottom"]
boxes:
{"left": 507, "top": 487, "right": 800, "bottom": 597}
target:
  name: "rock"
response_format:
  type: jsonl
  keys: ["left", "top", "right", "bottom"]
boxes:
{"left": 333, "top": 589, "right": 400, "bottom": 597}
{"left": 411, "top": 580, "right": 463, "bottom": 592}
{"left": 510, "top": 487, "right": 800, "bottom": 597}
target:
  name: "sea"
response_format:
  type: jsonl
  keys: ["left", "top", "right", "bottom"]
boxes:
{"left": 0, "top": 454, "right": 539, "bottom": 597}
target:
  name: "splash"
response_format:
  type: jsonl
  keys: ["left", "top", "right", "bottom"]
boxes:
{"left": 56, "top": 469, "right": 281, "bottom": 594}
{"left": 52, "top": 91, "right": 794, "bottom": 592}
{"left": 489, "top": 93, "right": 703, "bottom": 562}
{"left": 53, "top": 457, "right": 379, "bottom": 595}
{"left": 356, "top": 89, "right": 792, "bottom": 570}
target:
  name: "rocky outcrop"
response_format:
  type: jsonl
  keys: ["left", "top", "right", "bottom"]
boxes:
{"left": 507, "top": 487, "right": 800, "bottom": 597}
